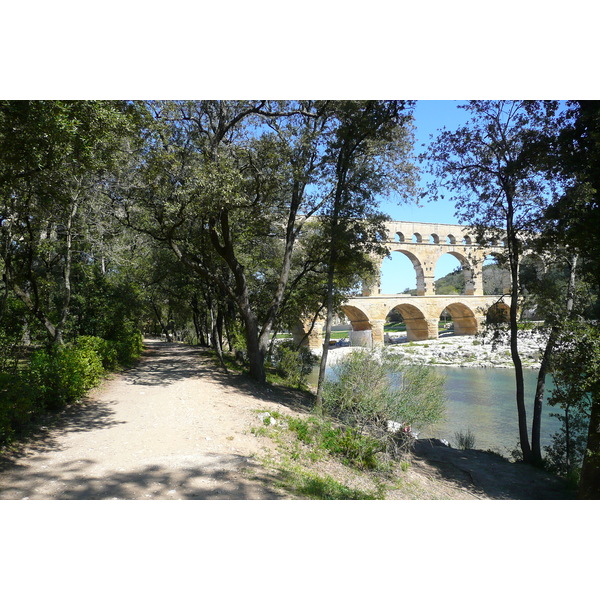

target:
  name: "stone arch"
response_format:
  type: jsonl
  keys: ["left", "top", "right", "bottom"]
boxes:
{"left": 429, "top": 233, "right": 440, "bottom": 243}
{"left": 435, "top": 250, "right": 476, "bottom": 295}
{"left": 395, "top": 232, "right": 405, "bottom": 242}
{"left": 446, "top": 234, "right": 456, "bottom": 244}
{"left": 390, "top": 249, "right": 426, "bottom": 295}
{"left": 340, "top": 304, "right": 375, "bottom": 346}
{"left": 389, "top": 303, "right": 431, "bottom": 341}
{"left": 412, "top": 232, "right": 423, "bottom": 243}
{"left": 340, "top": 304, "right": 372, "bottom": 331}
{"left": 462, "top": 235, "right": 472, "bottom": 245}
{"left": 441, "top": 302, "right": 479, "bottom": 335}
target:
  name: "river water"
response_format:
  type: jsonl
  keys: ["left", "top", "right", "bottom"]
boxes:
{"left": 311, "top": 364, "right": 562, "bottom": 457}
{"left": 424, "top": 367, "right": 560, "bottom": 455}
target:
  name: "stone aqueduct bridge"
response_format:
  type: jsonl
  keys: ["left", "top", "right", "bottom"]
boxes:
{"left": 297, "top": 220, "right": 512, "bottom": 350}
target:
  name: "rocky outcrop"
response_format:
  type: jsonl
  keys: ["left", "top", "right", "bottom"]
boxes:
{"left": 322, "top": 330, "right": 546, "bottom": 369}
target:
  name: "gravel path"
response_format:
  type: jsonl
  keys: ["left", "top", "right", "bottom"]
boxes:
{"left": 0, "top": 340, "right": 296, "bottom": 500}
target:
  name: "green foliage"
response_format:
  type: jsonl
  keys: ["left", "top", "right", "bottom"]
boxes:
{"left": 270, "top": 341, "right": 318, "bottom": 388}
{"left": 454, "top": 429, "right": 477, "bottom": 450}
{"left": 0, "top": 372, "right": 40, "bottom": 446}
{"left": 29, "top": 345, "right": 104, "bottom": 410}
{"left": 544, "top": 405, "right": 588, "bottom": 484}
{"left": 75, "top": 335, "right": 118, "bottom": 371}
{"left": 319, "top": 424, "right": 385, "bottom": 470}
{"left": 279, "top": 468, "right": 383, "bottom": 500}
{"left": 112, "top": 325, "right": 144, "bottom": 366}
{"left": 287, "top": 415, "right": 385, "bottom": 470}
{"left": 0, "top": 294, "right": 29, "bottom": 374}
{"left": 548, "top": 321, "right": 600, "bottom": 494}
{"left": 323, "top": 349, "right": 446, "bottom": 433}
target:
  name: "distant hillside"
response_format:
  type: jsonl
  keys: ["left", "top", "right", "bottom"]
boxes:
{"left": 400, "top": 264, "right": 510, "bottom": 295}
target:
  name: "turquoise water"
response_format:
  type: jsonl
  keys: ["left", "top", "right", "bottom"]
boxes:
{"left": 424, "top": 367, "right": 561, "bottom": 455}
{"left": 313, "top": 364, "right": 562, "bottom": 456}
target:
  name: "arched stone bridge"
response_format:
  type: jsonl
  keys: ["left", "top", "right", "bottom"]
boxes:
{"left": 296, "top": 220, "right": 514, "bottom": 350}
{"left": 365, "top": 220, "right": 508, "bottom": 297}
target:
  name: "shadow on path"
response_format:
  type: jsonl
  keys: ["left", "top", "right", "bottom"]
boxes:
{"left": 0, "top": 453, "right": 287, "bottom": 500}
{"left": 0, "top": 398, "right": 126, "bottom": 472}
{"left": 137, "top": 339, "right": 315, "bottom": 413}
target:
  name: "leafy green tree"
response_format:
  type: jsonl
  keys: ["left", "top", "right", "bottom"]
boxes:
{"left": 114, "top": 101, "right": 328, "bottom": 381}
{"left": 540, "top": 101, "right": 600, "bottom": 496}
{"left": 116, "top": 100, "right": 407, "bottom": 384}
{"left": 548, "top": 322, "right": 600, "bottom": 497}
{"left": 428, "top": 100, "right": 564, "bottom": 465}
{"left": 0, "top": 100, "right": 133, "bottom": 346}
{"left": 314, "top": 100, "right": 418, "bottom": 410}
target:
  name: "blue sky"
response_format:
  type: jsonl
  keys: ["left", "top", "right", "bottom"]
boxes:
{"left": 378, "top": 100, "right": 472, "bottom": 293}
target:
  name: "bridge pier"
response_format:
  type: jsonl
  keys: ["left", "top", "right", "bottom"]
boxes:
{"left": 371, "top": 319, "right": 385, "bottom": 347}
{"left": 405, "top": 317, "right": 439, "bottom": 341}
{"left": 292, "top": 320, "right": 325, "bottom": 352}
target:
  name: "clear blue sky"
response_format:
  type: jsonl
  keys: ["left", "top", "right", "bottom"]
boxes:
{"left": 378, "top": 100, "right": 472, "bottom": 294}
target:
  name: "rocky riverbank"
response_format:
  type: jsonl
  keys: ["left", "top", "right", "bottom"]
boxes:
{"left": 321, "top": 329, "right": 546, "bottom": 369}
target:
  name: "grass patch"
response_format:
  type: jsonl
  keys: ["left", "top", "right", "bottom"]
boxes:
{"left": 274, "top": 465, "right": 384, "bottom": 499}
{"left": 384, "top": 322, "right": 407, "bottom": 332}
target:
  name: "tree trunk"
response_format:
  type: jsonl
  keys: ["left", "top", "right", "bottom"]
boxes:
{"left": 210, "top": 304, "right": 227, "bottom": 371}
{"left": 531, "top": 254, "right": 578, "bottom": 464}
{"left": 579, "top": 393, "right": 600, "bottom": 499}
{"left": 315, "top": 259, "right": 336, "bottom": 414}
{"left": 53, "top": 199, "right": 79, "bottom": 346}
{"left": 315, "top": 168, "right": 345, "bottom": 412}
{"left": 150, "top": 300, "right": 171, "bottom": 341}
{"left": 243, "top": 312, "right": 266, "bottom": 383}
{"left": 531, "top": 327, "right": 558, "bottom": 464}
{"left": 506, "top": 203, "right": 532, "bottom": 463}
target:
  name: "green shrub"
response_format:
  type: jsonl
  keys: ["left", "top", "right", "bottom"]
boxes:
{"left": 75, "top": 336, "right": 119, "bottom": 371}
{"left": 322, "top": 348, "right": 446, "bottom": 456}
{"left": 288, "top": 416, "right": 385, "bottom": 470}
{"left": 270, "top": 341, "right": 318, "bottom": 388}
{"left": 288, "top": 416, "right": 318, "bottom": 444}
{"left": 454, "top": 428, "right": 477, "bottom": 450}
{"left": 29, "top": 345, "right": 104, "bottom": 410}
{"left": 0, "top": 372, "right": 40, "bottom": 446}
{"left": 319, "top": 424, "right": 384, "bottom": 470}
{"left": 112, "top": 325, "right": 144, "bottom": 366}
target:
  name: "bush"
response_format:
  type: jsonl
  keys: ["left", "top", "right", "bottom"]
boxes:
{"left": 270, "top": 340, "right": 318, "bottom": 388}
{"left": 29, "top": 345, "right": 104, "bottom": 410}
{"left": 112, "top": 325, "right": 144, "bottom": 366}
{"left": 319, "top": 423, "right": 385, "bottom": 470}
{"left": 75, "top": 336, "right": 119, "bottom": 371}
{"left": 0, "top": 373, "right": 40, "bottom": 446}
{"left": 322, "top": 348, "right": 446, "bottom": 456}
{"left": 454, "top": 428, "right": 477, "bottom": 450}
{"left": 288, "top": 415, "right": 385, "bottom": 470}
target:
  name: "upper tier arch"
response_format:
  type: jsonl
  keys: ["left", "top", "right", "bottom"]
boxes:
{"left": 369, "top": 220, "right": 509, "bottom": 297}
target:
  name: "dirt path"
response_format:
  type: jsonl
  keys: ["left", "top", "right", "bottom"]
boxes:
{"left": 0, "top": 339, "right": 574, "bottom": 501}
{"left": 0, "top": 339, "right": 301, "bottom": 500}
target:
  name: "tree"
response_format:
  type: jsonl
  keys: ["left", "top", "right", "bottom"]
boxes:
{"left": 428, "top": 100, "right": 563, "bottom": 464}
{"left": 314, "top": 100, "right": 418, "bottom": 410}
{"left": 0, "top": 100, "right": 133, "bottom": 346}
{"left": 540, "top": 101, "right": 600, "bottom": 496}
{"left": 114, "top": 100, "right": 338, "bottom": 382}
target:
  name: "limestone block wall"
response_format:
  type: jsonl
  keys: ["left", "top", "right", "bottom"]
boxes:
{"left": 364, "top": 220, "right": 507, "bottom": 298}
{"left": 293, "top": 293, "right": 509, "bottom": 350}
